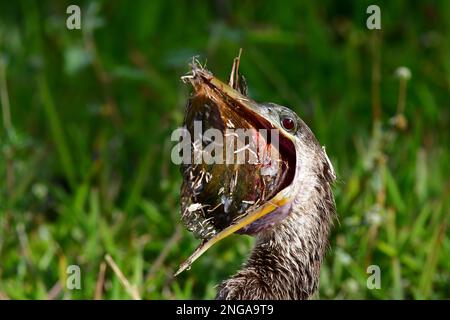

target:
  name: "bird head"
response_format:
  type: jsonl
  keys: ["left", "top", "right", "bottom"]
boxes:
{"left": 175, "top": 60, "right": 335, "bottom": 275}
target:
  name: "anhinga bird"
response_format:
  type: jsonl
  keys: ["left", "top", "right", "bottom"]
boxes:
{"left": 176, "top": 54, "right": 336, "bottom": 300}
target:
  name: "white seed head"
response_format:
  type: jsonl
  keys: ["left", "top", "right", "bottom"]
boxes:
{"left": 395, "top": 66, "right": 412, "bottom": 80}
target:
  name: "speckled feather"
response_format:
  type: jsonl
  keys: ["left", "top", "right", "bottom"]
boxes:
{"left": 216, "top": 117, "right": 336, "bottom": 300}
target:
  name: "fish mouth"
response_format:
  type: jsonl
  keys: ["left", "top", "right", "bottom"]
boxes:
{"left": 175, "top": 62, "right": 298, "bottom": 276}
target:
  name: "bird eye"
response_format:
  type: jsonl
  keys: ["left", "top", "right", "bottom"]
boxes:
{"left": 281, "top": 116, "right": 296, "bottom": 132}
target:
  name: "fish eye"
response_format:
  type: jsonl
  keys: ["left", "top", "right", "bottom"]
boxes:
{"left": 280, "top": 115, "right": 296, "bottom": 132}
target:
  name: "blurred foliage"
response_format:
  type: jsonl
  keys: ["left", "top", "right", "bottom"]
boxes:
{"left": 0, "top": 0, "right": 449, "bottom": 299}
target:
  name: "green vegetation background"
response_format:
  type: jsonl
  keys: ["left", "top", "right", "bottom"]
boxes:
{"left": 0, "top": 0, "right": 449, "bottom": 299}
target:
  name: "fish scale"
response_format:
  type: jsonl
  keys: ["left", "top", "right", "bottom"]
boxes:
{"left": 180, "top": 64, "right": 286, "bottom": 240}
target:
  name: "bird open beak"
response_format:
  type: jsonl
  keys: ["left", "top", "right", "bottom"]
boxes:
{"left": 175, "top": 62, "right": 298, "bottom": 276}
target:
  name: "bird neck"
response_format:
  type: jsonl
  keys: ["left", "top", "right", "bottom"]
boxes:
{"left": 260, "top": 193, "right": 333, "bottom": 299}
{"left": 217, "top": 150, "right": 336, "bottom": 299}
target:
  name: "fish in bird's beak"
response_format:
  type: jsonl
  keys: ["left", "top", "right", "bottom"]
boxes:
{"left": 175, "top": 54, "right": 300, "bottom": 276}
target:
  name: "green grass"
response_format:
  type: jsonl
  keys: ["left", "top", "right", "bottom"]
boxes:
{"left": 0, "top": 0, "right": 449, "bottom": 299}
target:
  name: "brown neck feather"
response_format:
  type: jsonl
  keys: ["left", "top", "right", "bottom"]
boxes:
{"left": 216, "top": 142, "right": 336, "bottom": 300}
